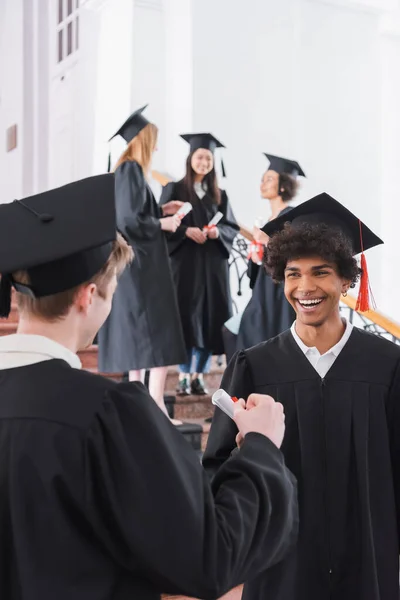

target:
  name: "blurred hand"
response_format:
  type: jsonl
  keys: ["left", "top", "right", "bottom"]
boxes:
{"left": 206, "top": 226, "right": 219, "bottom": 240}
{"left": 186, "top": 227, "right": 207, "bottom": 244}
{"left": 233, "top": 393, "right": 285, "bottom": 449}
{"left": 235, "top": 431, "right": 245, "bottom": 449}
{"left": 160, "top": 215, "right": 181, "bottom": 233}
{"left": 251, "top": 250, "right": 263, "bottom": 264}
{"left": 161, "top": 200, "right": 185, "bottom": 216}
{"left": 253, "top": 226, "right": 269, "bottom": 245}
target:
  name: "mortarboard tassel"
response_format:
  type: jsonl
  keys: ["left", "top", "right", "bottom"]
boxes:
{"left": 221, "top": 158, "right": 226, "bottom": 178}
{"left": 355, "top": 220, "right": 375, "bottom": 313}
{"left": 107, "top": 151, "right": 111, "bottom": 173}
{"left": 0, "top": 275, "right": 12, "bottom": 319}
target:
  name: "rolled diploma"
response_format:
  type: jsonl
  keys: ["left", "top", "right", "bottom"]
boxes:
{"left": 207, "top": 211, "right": 224, "bottom": 227}
{"left": 212, "top": 389, "right": 239, "bottom": 419}
{"left": 177, "top": 202, "right": 193, "bottom": 219}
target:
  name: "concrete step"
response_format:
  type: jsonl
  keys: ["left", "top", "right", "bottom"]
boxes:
{"left": 173, "top": 393, "right": 215, "bottom": 420}
{"left": 183, "top": 417, "right": 211, "bottom": 451}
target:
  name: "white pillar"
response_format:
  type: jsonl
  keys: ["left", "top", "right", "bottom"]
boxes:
{"left": 130, "top": 0, "right": 166, "bottom": 173}
{"left": 0, "top": 0, "right": 24, "bottom": 203}
{"left": 163, "top": 0, "right": 193, "bottom": 179}
{"left": 83, "top": 0, "right": 136, "bottom": 174}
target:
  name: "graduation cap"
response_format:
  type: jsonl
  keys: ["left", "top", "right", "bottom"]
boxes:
{"left": 0, "top": 174, "right": 116, "bottom": 318}
{"left": 181, "top": 133, "right": 227, "bottom": 177}
{"left": 262, "top": 192, "right": 383, "bottom": 312}
{"left": 264, "top": 153, "right": 306, "bottom": 178}
{"left": 108, "top": 105, "right": 150, "bottom": 171}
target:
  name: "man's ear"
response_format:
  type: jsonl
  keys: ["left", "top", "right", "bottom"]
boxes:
{"left": 341, "top": 280, "right": 351, "bottom": 296}
{"left": 74, "top": 283, "right": 97, "bottom": 314}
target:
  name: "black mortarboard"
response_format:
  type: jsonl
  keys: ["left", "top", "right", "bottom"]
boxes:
{"left": 180, "top": 133, "right": 225, "bottom": 153}
{"left": 181, "top": 133, "right": 226, "bottom": 176}
{"left": 262, "top": 192, "right": 383, "bottom": 312}
{"left": 109, "top": 105, "right": 150, "bottom": 144}
{"left": 262, "top": 192, "right": 382, "bottom": 254}
{"left": 0, "top": 174, "right": 116, "bottom": 318}
{"left": 264, "top": 153, "right": 306, "bottom": 178}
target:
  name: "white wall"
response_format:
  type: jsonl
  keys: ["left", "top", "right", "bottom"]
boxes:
{"left": 2, "top": 0, "right": 400, "bottom": 319}
{"left": 191, "top": 0, "right": 399, "bottom": 314}
{"left": 0, "top": 0, "right": 24, "bottom": 203}
{"left": 380, "top": 28, "right": 400, "bottom": 320}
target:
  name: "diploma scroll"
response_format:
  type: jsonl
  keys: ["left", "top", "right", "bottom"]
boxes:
{"left": 177, "top": 202, "right": 193, "bottom": 220}
{"left": 204, "top": 211, "right": 223, "bottom": 232}
{"left": 212, "top": 389, "right": 239, "bottom": 419}
{"left": 248, "top": 218, "right": 265, "bottom": 265}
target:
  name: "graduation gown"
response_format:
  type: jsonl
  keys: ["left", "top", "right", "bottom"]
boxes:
{"left": 0, "top": 359, "right": 298, "bottom": 600}
{"left": 203, "top": 328, "right": 400, "bottom": 600}
{"left": 98, "top": 161, "right": 186, "bottom": 372}
{"left": 160, "top": 180, "right": 239, "bottom": 355}
{"left": 236, "top": 206, "right": 295, "bottom": 352}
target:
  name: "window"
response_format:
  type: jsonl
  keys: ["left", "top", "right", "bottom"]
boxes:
{"left": 56, "top": 0, "right": 79, "bottom": 64}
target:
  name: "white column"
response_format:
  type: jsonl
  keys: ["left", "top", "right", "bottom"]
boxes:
{"left": 130, "top": 0, "right": 166, "bottom": 174}
{"left": 83, "top": 0, "right": 136, "bottom": 174}
{"left": 163, "top": 0, "right": 193, "bottom": 179}
{"left": 0, "top": 0, "right": 24, "bottom": 203}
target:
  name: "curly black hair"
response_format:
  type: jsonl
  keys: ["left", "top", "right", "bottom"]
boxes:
{"left": 279, "top": 173, "right": 299, "bottom": 202}
{"left": 264, "top": 222, "right": 361, "bottom": 286}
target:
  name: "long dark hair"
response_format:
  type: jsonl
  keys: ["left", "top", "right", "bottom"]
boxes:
{"left": 183, "top": 151, "right": 221, "bottom": 205}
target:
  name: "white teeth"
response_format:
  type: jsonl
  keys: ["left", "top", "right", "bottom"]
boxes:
{"left": 298, "top": 298, "right": 323, "bottom": 306}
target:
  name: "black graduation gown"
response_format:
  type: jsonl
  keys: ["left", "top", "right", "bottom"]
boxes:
{"left": 236, "top": 206, "right": 295, "bottom": 353}
{"left": 203, "top": 328, "right": 400, "bottom": 600}
{"left": 98, "top": 161, "right": 186, "bottom": 372}
{"left": 0, "top": 359, "right": 298, "bottom": 600}
{"left": 159, "top": 180, "right": 239, "bottom": 355}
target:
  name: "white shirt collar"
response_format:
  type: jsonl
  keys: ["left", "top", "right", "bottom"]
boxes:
{"left": 291, "top": 318, "right": 353, "bottom": 358}
{"left": 0, "top": 334, "right": 82, "bottom": 370}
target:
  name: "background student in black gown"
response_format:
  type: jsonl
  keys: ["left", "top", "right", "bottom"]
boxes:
{"left": 225, "top": 154, "right": 305, "bottom": 361}
{"left": 160, "top": 133, "right": 239, "bottom": 395}
{"left": 204, "top": 193, "right": 400, "bottom": 600}
{"left": 0, "top": 176, "right": 298, "bottom": 600}
{"left": 99, "top": 106, "right": 187, "bottom": 423}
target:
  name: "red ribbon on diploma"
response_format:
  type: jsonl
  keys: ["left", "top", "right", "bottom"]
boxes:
{"left": 247, "top": 241, "right": 264, "bottom": 263}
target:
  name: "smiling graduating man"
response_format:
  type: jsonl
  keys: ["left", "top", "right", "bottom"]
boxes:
{"left": 203, "top": 193, "right": 400, "bottom": 600}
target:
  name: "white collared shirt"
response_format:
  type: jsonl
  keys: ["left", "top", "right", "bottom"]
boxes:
{"left": 0, "top": 334, "right": 82, "bottom": 370}
{"left": 291, "top": 319, "right": 353, "bottom": 379}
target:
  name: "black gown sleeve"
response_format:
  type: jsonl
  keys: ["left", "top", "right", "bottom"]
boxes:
{"left": 159, "top": 182, "right": 189, "bottom": 253}
{"left": 203, "top": 350, "right": 254, "bottom": 478}
{"left": 387, "top": 357, "right": 400, "bottom": 544}
{"left": 85, "top": 381, "right": 297, "bottom": 599}
{"left": 215, "top": 190, "right": 239, "bottom": 258}
{"left": 115, "top": 161, "right": 161, "bottom": 242}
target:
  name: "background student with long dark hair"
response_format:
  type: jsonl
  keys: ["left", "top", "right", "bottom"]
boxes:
{"left": 160, "top": 133, "right": 239, "bottom": 395}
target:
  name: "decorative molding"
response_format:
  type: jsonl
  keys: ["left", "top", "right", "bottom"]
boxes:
{"left": 308, "top": 0, "right": 399, "bottom": 15}
{"left": 135, "top": 0, "right": 163, "bottom": 10}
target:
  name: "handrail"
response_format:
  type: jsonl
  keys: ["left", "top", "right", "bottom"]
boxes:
{"left": 340, "top": 294, "right": 400, "bottom": 339}
{"left": 153, "top": 171, "right": 400, "bottom": 339}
